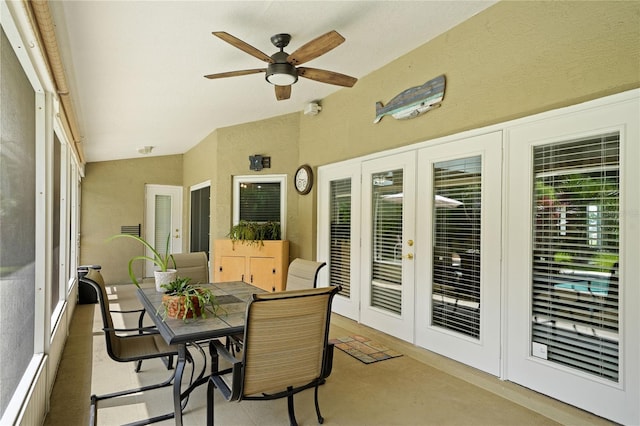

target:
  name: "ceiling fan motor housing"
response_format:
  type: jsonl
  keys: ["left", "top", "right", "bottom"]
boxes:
{"left": 266, "top": 51, "right": 298, "bottom": 85}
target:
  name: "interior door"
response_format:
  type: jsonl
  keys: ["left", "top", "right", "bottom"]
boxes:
{"left": 414, "top": 132, "right": 502, "bottom": 375}
{"left": 145, "top": 184, "right": 183, "bottom": 277}
{"left": 360, "top": 152, "right": 416, "bottom": 342}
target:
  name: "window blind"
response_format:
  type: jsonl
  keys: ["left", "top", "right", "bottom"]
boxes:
{"left": 239, "top": 182, "right": 281, "bottom": 223}
{"left": 154, "top": 195, "right": 172, "bottom": 258}
{"left": 330, "top": 178, "right": 352, "bottom": 297}
{"left": 371, "top": 170, "right": 403, "bottom": 315}
{"left": 431, "top": 156, "right": 482, "bottom": 339}
{"left": 532, "top": 133, "right": 619, "bottom": 382}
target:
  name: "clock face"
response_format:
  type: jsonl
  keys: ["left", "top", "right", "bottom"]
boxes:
{"left": 295, "top": 165, "right": 313, "bottom": 195}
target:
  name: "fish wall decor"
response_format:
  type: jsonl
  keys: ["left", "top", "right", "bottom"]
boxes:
{"left": 374, "top": 74, "right": 445, "bottom": 123}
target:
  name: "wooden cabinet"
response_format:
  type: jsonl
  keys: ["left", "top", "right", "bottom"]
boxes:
{"left": 213, "top": 239, "right": 289, "bottom": 292}
{"left": 217, "top": 255, "right": 245, "bottom": 282}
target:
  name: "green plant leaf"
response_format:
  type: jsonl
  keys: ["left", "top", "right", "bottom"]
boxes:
{"left": 108, "top": 233, "right": 173, "bottom": 287}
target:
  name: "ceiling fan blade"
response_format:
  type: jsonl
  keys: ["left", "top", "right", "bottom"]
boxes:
{"left": 287, "top": 30, "right": 345, "bottom": 65}
{"left": 298, "top": 67, "right": 357, "bottom": 87}
{"left": 204, "top": 68, "right": 265, "bottom": 79}
{"left": 212, "top": 32, "right": 274, "bottom": 63}
{"left": 275, "top": 85, "right": 292, "bottom": 101}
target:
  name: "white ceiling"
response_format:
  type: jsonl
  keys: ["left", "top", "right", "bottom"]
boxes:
{"left": 49, "top": 1, "right": 497, "bottom": 162}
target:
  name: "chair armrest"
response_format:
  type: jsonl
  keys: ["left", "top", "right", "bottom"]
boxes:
{"left": 209, "top": 340, "right": 243, "bottom": 401}
{"left": 210, "top": 339, "right": 240, "bottom": 365}
{"left": 110, "top": 308, "right": 145, "bottom": 314}
{"left": 103, "top": 326, "right": 159, "bottom": 335}
{"left": 109, "top": 308, "right": 149, "bottom": 331}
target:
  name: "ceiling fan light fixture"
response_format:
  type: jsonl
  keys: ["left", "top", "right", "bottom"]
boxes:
{"left": 266, "top": 62, "right": 298, "bottom": 86}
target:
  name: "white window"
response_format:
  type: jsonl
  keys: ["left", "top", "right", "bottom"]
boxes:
{"left": 233, "top": 175, "right": 287, "bottom": 239}
{"left": 531, "top": 133, "right": 620, "bottom": 381}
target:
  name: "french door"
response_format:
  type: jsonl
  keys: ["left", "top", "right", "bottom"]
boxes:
{"left": 144, "top": 184, "right": 183, "bottom": 277}
{"left": 360, "top": 152, "right": 416, "bottom": 342}
{"left": 415, "top": 132, "right": 502, "bottom": 375}
{"left": 320, "top": 135, "right": 502, "bottom": 369}
{"left": 317, "top": 163, "right": 361, "bottom": 320}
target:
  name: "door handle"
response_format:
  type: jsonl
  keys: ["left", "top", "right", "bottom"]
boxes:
{"left": 404, "top": 253, "right": 414, "bottom": 260}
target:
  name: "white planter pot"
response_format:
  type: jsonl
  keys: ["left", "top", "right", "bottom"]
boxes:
{"left": 154, "top": 269, "right": 177, "bottom": 292}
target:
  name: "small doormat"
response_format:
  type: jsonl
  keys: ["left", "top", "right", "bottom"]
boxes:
{"left": 329, "top": 335, "right": 402, "bottom": 364}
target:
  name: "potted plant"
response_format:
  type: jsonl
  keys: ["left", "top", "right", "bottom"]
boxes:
{"left": 108, "top": 233, "right": 176, "bottom": 292}
{"left": 228, "top": 220, "right": 281, "bottom": 248}
{"left": 160, "top": 276, "right": 222, "bottom": 321}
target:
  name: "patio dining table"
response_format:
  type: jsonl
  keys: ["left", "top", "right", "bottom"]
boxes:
{"left": 136, "top": 281, "right": 265, "bottom": 426}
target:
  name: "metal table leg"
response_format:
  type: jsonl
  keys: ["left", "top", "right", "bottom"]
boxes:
{"left": 173, "top": 344, "right": 187, "bottom": 426}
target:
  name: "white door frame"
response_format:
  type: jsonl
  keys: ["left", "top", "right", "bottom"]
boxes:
{"left": 360, "top": 151, "right": 416, "bottom": 343}
{"left": 144, "top": 184, "right": 183, "bottom": 277}
{"left": 415, "top": 131, "right": 503, "bottom": 375}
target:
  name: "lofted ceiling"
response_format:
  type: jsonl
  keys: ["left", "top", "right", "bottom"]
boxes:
{"left": 48, "top": 1, "right": 496, "bottom": 163}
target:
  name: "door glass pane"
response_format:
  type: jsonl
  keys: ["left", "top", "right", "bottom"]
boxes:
{"left": 330, "top": 178, "right": 351, "bottom": 297}
{"left": 532, "top": 133, "right": 619, "bottom": 382}
{"left": 190, "top": 186, "right": 210, "bottom": 254}
{"left": 371, "top": 169, "right": 403, "bottom": 315}
{"left": 431, "top": 156, "right": 482, "bottom": 338}
{"left": 154, "top": 195, "right": 172, "bottom": 259}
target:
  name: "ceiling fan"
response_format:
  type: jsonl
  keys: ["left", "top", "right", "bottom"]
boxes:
{"left": 204, "top": 30, "right": 358, "bottom": 101}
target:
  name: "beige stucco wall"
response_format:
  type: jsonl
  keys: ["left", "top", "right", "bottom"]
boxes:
{"left": 181, "top": 113, "right": 300, "bottom": 257}
{"left": 81, "top": 155, "right": 183, "bottom": 283}
{"left": 299, "top": 1, "right": 640, "bottom": 165}
{"left": 182, "top": 129, "right": 218, "bottom": 254}
{"left": 214, "top": 113, "right": 300, "bottom": 251}
{"left": 295, "top": 0, "right": 640, "bottom": 257}
{"left": 83, "top": 1, "right": 639, "bottom": 277}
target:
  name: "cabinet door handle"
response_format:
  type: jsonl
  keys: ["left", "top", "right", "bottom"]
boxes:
{"left": 250, "top": 275, "right": 254, "bottom": 283}
{"left": 272, "top": 268, "right": 276, "bottom": 274}
{"left": 219, "top": 266, "right": 223, "bottom": 272}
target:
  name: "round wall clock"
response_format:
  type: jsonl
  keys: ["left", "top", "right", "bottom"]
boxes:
{"left": 294, "top": 164, "right": 313, "bottom": 195}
